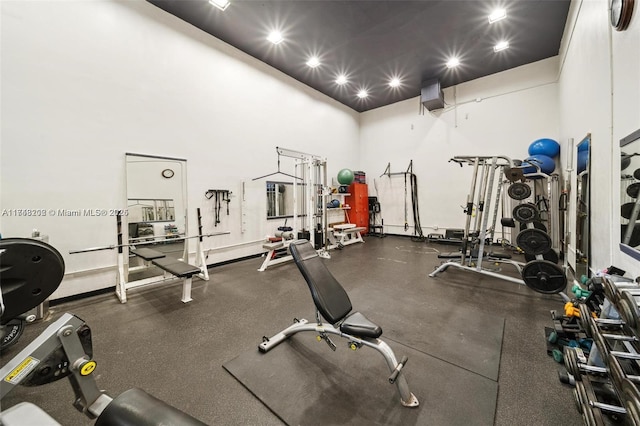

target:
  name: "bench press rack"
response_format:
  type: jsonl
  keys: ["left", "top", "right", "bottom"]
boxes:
{"left": 70, "top": 211, "right": 229, "bottom": 303}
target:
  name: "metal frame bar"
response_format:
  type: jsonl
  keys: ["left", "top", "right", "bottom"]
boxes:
{"left": 258, "top": 318, "right": 419, "bottom": 407}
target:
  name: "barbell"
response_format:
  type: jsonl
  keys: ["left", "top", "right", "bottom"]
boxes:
{"left": 69, "top": 232, "right": 230, "bottom": 254}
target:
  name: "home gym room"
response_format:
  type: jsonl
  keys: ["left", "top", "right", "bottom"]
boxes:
{"left": 1, "top": 0, "right": 639, "bottom": 425}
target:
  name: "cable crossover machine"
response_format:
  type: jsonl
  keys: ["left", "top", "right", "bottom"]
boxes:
{"left": 429, "top": 155, "right": 569, "bottom": 300}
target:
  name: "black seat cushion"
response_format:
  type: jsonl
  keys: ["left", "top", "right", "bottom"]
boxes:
{"left": 152, "top": 258, "right": 200, "bottom": 278}
{"left": 289, "top": 240, "right": 352, "bottom": 324}
{"left": 130, "top": 248, "right": 166, "bottom": 261}
{"left": 340, "top": 311, "right": 382, "bottom": 338}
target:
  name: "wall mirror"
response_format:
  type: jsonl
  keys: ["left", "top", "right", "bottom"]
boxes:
{"left": 575, "top": 134, "right": 590, "bottom": 280}
{"left": 266, "top": 181, "right": 307, "bottom": 220}
{"left": 620, "top": 129, "right": 640, "bottom": 260}
{"left": 125, "top": 153, "right": 188, "bottom": 261}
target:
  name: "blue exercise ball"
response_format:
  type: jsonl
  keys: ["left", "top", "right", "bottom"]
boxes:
{"left": 577, "top": 150, "right": 589, "bottom": 174}
{"left": 528, "top": 138, "right": 560, "bottom": 157}
{"left": 522, "top": 155, "right": 556, "bottom": 175}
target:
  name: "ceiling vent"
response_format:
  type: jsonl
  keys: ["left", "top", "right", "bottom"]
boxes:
{"left": 421, "top": 78, "right": 444, "bottom": 111}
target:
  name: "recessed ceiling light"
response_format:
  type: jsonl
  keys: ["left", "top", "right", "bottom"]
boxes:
{"left": 357, "top": 89, "right": 369, "bottom": 99}
{"left": 488, "top": 8, "right": 506, "bottom": 23}
{"left": 306, "top": 56, "right": 320, "bottom": 68}
{"left": 446, "top": 57, "right": 460, "bottom": 68}
{"left": 494, "top": 40, "right": 510, "bottom": 52}
{"left": 389, "top": 77, "right": 401, "bottom": 88}
{"left": 209, "top": 0, "right": 230, "bottom": 11}
{"left": 267, "top": 31, "right": 283, "bottom": 45}
{"left": 336, "top": 75, "right": 348, "bottom": 85}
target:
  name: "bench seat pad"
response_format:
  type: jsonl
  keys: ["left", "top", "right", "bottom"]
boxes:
{"left": 152, "top": 258, "right": 201, "bottom": 278}
{"left": 340, "top": 311, "right": 382, "bottom": 338}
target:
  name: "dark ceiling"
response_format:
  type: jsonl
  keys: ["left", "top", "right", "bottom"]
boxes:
{"left": 148, "top": 0, "right": 571, "bottom": 112}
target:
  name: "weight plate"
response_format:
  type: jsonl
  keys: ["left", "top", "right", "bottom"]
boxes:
{"left": 564, "top": 347, "right": 581, "bottom": 379}
{"left": 622, "top": 223, "right": 640, "bottom": 247}
{"left": 504, "top": 167, "right": 524, "bottom": 183}
{"left": 603, "top": 279, "right": 621, "bottom": 304}
{"left": 576, "top": 380, "right": 588, "bottom": 407}
{"left": 608, "top": 352, "right": 626, "bottom": 391}
{"left": 516, "top": 228, "right": 552, "bottom": 255}
{"left": 572, "top": 388, "right": 583, "bottom": 414}
{"left": 1, "top": 318, "right": 25, "bottom": 352}
{"left": 619, "top": 291, "right": 639, "bottom": 329}
{"left": 582, "top": 378, "right": 608, "bottom": 426}
{"left": 622, "top": 378, "right": 640, "bottom": 425}
{"left": 0, "top": 238, "right": 65, "bottom": 322}
{"left": 623, "top": 152, "right": 632, "bottom": 171}
{"left": 579, "top": 303, "right": 593, "bottom": 337}
{"left": 634, "top": 169, "right": 640, "bottom": 181}
{"left": 581, "top": 402, "right": 598, "bottom": 426}
{"left": 593, "top": 327, "right": 610, "bottom": 359}
{"left": 629, "top": 183, "right": 640, "bottom": 199}
{"left": 507, "top": 182, "right": 531, "bottom": 200}
{"left": 622, "top": 202, "right": 639, "bottom": 220}
{"left": 524, "top": 249, "right": 558, "bottom": 264}
{"left": 521, "top": 259, "right": 566, "bottom": 294}
{"left": 519, "top": 220, "right": 548, "bottom": 233}
{"left": 513, "top": 203, "right": 540, "bottom": 223}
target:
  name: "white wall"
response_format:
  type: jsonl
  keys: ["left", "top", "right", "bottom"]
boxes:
{"left": 2, "top": 0, "right": 638, "bottom": 300}
{"left": 557, "top": 0, "right": 640, "bottom": 276}
{"left": 0, "top": 0, "right": 359, "bottom": 299}
{"left": 359, "top": 58, "right": 560, "bottom": 236}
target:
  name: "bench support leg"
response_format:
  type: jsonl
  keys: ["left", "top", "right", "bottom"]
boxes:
{"left": 181, "top": 277, "right": 193, "bottom": 303}
{"left": 258, "top": 250, "right": 293, "bottom": 272}
{"left": 258, "top": 319, "right": 419, "bottom": 407}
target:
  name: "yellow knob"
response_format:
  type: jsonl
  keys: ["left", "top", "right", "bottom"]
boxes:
{"left": 350, "top": 344, "right": 357, "bottom": 351}
{"left": 316, "top": 335, "right": 322, "bottom": 341}
{"left": 80, "top": 360, "right": 97, "bottom": 376}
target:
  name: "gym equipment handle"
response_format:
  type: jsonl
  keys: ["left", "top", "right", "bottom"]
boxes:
{"left": 389, "top": 356, "right": 409, "bottom": 384}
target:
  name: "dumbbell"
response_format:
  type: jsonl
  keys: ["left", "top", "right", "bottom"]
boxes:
{"left": 573, "top": 376, "right": 630, "bottom": 425}
{"left": 591, "top": 327, "right": 640, "bottom": 383}
{"left": 617, "top": 289, "right": 640, "bottom": 330}
{"left": 602, "top": 277, "right": 639, "bottom": 305}
{"left": 565, "top": 346, "right": 640, "bottom": 385}
{"left": 579, "top": 303, "right": 627, "bottom": 339}
{"left": 573, "top": 284, "right": 592, "bottom": 299}
{"left": 564, "top": 346, "right": 608, "bottom": 380}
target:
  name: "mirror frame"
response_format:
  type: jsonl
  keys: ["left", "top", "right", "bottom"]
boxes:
{"left": 125, "top": 153, "right": 188, "bottom": 253}
{"left": 620, "top": 128, "right": 640, "bottom": 260}
{"left": 575, "top": 134, "right": 591, "bottom": 279}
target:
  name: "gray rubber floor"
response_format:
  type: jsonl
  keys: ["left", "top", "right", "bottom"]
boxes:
{"left": 1, "top": 236, "right": 582, "bottom": 425}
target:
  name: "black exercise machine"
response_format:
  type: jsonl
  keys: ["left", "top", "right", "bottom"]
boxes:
{"left": 0, "top": 238, "right": 207, "bottom": 425}
{"left": 258, "top": 239, "right": 419, "bottom": 407}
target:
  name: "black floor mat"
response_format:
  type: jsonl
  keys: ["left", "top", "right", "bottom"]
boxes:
{"left": 224, "top": 333, "right": 498, "bottom": 426}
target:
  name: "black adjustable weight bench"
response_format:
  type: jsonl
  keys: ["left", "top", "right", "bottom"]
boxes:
{"left": 259, "top": 239, "right": 419, "bottom": 407}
